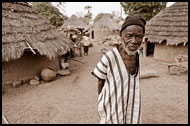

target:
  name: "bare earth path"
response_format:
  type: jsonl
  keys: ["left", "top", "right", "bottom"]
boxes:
{"left": 2, "top": 43, "right": 188, "bottom": 124}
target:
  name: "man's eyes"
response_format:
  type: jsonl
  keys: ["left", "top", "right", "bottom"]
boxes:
{"left": 125, "top": 35, "right": 132, "bottom": 38}
{"left": 125, "top": 35, "right": 143, "bottom": 38}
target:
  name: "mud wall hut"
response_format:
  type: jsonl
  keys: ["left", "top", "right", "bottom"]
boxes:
{"left": 86, "top": 14, "right": 120, "bottom": 41}
{"left": 144, "top": 2, "right": 188, "bottom": 63}
{"left": 2, "top": 2, "right": 74, "bottom": 85}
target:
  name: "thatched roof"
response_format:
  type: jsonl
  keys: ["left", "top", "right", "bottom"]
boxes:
{"left": 61, "top": 15, "right": 88, "bottom": 29}
{"left": 145, "top": 2, "right": 188, "bottom": 46}
{"left": 90, "top": 14, "right": 120, "bottom": 32}
{"left": 2, "top": 2, "right": 74, "bottom": 62}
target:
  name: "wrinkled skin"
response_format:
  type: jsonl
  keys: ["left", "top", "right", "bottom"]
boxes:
{"left": 121, "top": 25, "right": 144, "bottom": 56}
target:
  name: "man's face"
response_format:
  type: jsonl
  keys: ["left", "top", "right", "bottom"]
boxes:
{"left": 121, "top": 25, "right": 144, "bottom": 55}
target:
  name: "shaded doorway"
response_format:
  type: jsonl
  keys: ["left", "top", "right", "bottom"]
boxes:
{"left": 146, "top": 42, "right": 155, "bottom": 57}
{"left": 91, "top": 30, "right": 94, "bottom": 39}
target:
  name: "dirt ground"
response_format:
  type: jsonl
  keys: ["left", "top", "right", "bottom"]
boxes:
{"left": 2, "top": 43, "right": 188, "bottom": 124}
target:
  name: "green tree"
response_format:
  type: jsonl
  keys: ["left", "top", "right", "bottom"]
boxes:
{"left": 82, "top": 5, "right": 92, "bottom": 24}
{"left": 53, "top": 2, "right": 66, "bottom": 14}
{"left": 120, "top": 2, "right": 167, "bottom": 21}
{"left": 31, "top": 2, "right": 68, "bottom": 27}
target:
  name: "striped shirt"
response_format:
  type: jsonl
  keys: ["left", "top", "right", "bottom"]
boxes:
{"left": 92, "top": 47, "right": 142, "bottom": 124}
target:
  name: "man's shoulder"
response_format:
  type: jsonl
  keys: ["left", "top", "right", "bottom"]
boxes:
{"left": 104, "top": 49, "right": 112, "bottom": 56}
{"left": 103, "top": 47, "right": 117, "bottom": 59}
{"left": 106, "top": 47, "right": 118, "bottom": 54}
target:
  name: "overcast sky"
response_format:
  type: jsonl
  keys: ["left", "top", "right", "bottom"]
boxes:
{"left": 52, "top": 2, "right": 175, "bottom": 19}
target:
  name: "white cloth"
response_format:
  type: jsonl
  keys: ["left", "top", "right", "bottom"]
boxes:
{"left": 83, "top": 36, "right": 88, "bottom": 40}
{"left": 82, "top": 36, "right": 90, "bottom": 46}
{"left": 83, "top": 41, "right": 90, "bottom": 46}
{"left": 72, "top": 35, "right": 77, "bottom": 38}
{"left": 92, "top": 47, "right": 142, "bottom": 124}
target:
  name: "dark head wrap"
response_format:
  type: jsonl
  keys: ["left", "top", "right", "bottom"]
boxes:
{"left": 120, "top": 15, "right": 146, "bottom": 34}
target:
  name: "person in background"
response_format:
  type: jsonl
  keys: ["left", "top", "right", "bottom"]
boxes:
{"left": 82, "top": 36, "right": 90, "bottom": 56}
{"left": 91, "top": 15, "right": 146, "bottom": 124}
{"left": 71, "top": 34, "right": 77, "bottom": 43}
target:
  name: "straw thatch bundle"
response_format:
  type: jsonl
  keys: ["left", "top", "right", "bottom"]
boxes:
{"left": 2, "top": 2, "right": 74, "bottom": 62}
{"left": 61, "top": 15, "right": 88, "bottom": 29}
{"left": 90, "top": 14, "right": 120, "bottom": 32}
{"left": 145, "top": 2, "right": 188, "bottom": 46}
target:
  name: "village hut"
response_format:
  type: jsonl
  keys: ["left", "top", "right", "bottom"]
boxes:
{"left": 144, "top": 2, "right": 188, "bottom": 63}
{"left": 60, "top": 15, "right": 88, "bottom": 39}
{"left": 2, "top": 2, "right": 74, "bottom": 85}
{"left": 86, "top": 14, "right": 120, "bottom": 41}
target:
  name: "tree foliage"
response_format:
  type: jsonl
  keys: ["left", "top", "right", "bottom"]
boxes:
{"left": 31, "top": 2, "right": 68, "bottom": 27}
{"left": 82, "top": 6, "right": 92, "bottom": 25}
{"left": 120, "top": 2, "right": 167, "bottom": 21}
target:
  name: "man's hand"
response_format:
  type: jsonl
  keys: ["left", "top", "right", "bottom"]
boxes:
{"left": 98, "top": 79, "right": 105, "bottom": 94}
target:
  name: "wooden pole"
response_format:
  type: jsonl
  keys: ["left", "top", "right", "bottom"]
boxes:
{"left": 78, "top": 30, "right": 82, "bottom": 57}
{"left": 26, "top": 42, "right": 36, "bottom": 54}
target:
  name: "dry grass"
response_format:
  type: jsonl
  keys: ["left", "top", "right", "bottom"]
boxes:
{"left": 90, "top": 14, "right": 120, "bottom": 32}
{"left": 145, "top": 2, "right": 188, "bottom": 46}
{"left": 61, "top": 15, "right": 88, "bottom": 29}
{"left": 2, "top": 2, "right": 74, "bottom": 62}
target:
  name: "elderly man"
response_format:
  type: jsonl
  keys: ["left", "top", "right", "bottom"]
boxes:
{"left": 91, "top": 15, "right": 146, "bottom": 124}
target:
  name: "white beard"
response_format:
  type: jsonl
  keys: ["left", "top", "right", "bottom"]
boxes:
{"left": 122, "top": 42, "right": 140, "bottom": 56}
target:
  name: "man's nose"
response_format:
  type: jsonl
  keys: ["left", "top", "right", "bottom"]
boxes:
{"left": 131, "top": 36, "right": 138, "bottom": 44}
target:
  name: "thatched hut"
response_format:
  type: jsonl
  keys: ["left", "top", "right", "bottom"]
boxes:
{"left": 60, "top": 15, "right": 88, "bottom": 39}
{"left": 2, "top": 2, "right": 74, "bottom": 85}
{"left": 86, "top": 14, "right": 120, "bottom": 41}
{"left": 144, "top": 2, "right": 188, "bottom": 63}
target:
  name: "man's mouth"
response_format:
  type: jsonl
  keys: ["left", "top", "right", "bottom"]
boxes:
{"left": 128, "top": 46, "right": 138, "bottom": 51}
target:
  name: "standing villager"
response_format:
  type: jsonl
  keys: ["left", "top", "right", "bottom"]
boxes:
{"left": 82, "top": 36, "right": 90, "bottom": 56}
{"left": 91, "top": 15, "right": 146, "bottom": 124}
{"left": 70, "top": 35, "right": 78, "bottom": 57}
{"left": 76, "top": 39, "right": 82, "bottom": 57}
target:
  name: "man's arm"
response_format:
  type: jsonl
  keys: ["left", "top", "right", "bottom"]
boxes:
{"left": 98, "top": 79, "right": 105, "bottom": 94}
